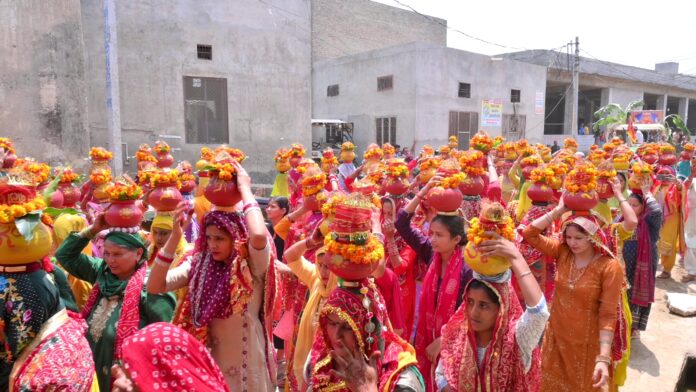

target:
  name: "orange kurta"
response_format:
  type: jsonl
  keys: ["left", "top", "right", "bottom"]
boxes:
{"left": 522, "top": 225, "right": 623, "bottom": 392}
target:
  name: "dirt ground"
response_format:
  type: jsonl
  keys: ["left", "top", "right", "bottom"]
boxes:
{"left": 622, "top": 262, "right": 696, "bottom": 392}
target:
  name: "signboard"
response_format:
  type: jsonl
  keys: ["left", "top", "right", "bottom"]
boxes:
{"left": 481, "top": 99, "right": 503, "bottom": 127}
{"left": 629, "top": 110, "right": 665, "bottom": 124}
{"left": 535, "top": 91, "right": 545, "bottom": 115}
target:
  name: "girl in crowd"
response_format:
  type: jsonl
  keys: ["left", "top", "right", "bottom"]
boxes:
{"left": 395, "top": 177, "right": 473, "bottom": 391}
{"left": 437, "top": 232, "right": 549, "bottom": 391}
{"left": 522, "top": 197, "right": 624, "bottom": 391}
{"left": 147, "top": 161, "right": 276, "bottom": 391}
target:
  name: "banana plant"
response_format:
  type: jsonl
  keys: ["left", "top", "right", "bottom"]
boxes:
{"left": 664, "top": 114, "right": 691, "bottom": 139}
{"left": 592, "top": 100, "right": 644, "bottom": 137}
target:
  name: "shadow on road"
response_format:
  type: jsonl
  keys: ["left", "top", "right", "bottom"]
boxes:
{"left": 629, "top": 339, "right": 660, "bottom": 377}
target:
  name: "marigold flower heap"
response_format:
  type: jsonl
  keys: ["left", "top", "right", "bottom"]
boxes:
{"left": 208, "top": 149, "right": 246, "bottom": 181}
{"left": 466, "top": 202, "right": 515, "bottom": 246}
{"left": 0, "top": 138, "right": 15, "bottom": 153}
{"left": 363, "top": 145, "right": 383, "bottom": 161}
{"left": 530, "top": 166, "right": 555, "bottom": 185}
{"left": 0, "top": 196, "right": 46, "bottom": 224}
{"left": 632, "top": 161, "right": 653, "bottom": 176}
{"left": 135, "top": 144, "right": 157, "bottom": 163}
{"left": 564, "top": 163, "right": 598, "bottom": 193}
{"left": 685, "top": 143, "right": 696, "bottom": 153}
{"left": 153, "top": 140, "right": 171, "bottom": 154}
{"left": 59, "top": 168, "right": 80, "bottom": 184}
{"left": 321, "top": 148, "right": 339, "bottom": 167}
{"left": 471, "top": 132, "right": 494, "bottom": 153}
{"left": 106, "top": 180, "right": 143, "bottom": 201}
{"left": 341, "top": 141, "right": 355, "bottom": 151}
{"left": 150, "top": 169, "right": 181, "bottom": 188}
{"left": 458, "top": 150, "right": 486, "bottom": 176}
{"left": 23, "top": 162, "right": 50, "bottom": 183}
{"left": 564, "top": 138, "right": 578, "bottom": 150}
{"left": 301, "top": 167, "right": 327, "bottom": 197}
{"left": 89, "top": 147, "right": 113, "bottom": 161}
{"left": 90, "top": 169, "right": 112, "bottom": 185}
{"left": 438, "top": 160, "right": 466, "bottom": 189}
{"left": 382, "top": 143, "right": 396, "bottom": 157}
{"left": 521, "top": 155, "right": 543, "bottom": 167}
{"left": 385, "top": 159, "right": 409, "bottom": 178}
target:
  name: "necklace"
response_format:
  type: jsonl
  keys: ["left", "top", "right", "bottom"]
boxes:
{"left": 568, "top": 253, "right": 599, "bottom": 289}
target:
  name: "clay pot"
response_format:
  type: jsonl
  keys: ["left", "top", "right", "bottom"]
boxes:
{"left": 384, "top": 177, "right": 409, "bottom": 196}
{"left": 303, "top": 192, "right": 324, "bottom": 212}
{"left": 340, "top": 150, "right": 355, "bottom": 163}
{"left": 427, "top": 186, "right": 463, "bottom": 213}
{"left": 418, "top": 168, "right": 437, "bottom": 185}
{"left": 148, "top": 183, "right": 183, "bottom": 212}
{"left": 289, "top": 156, "right": 302, "bottom": 168}
{"left": 521, "top": 165, "right": 537, "bottom": 180}
{"left": 276, "top": 160, "right": 291, "bottom": 173}
{"left": 105, "top": 200, "right": 144, "bottom": 228}
{"left": 459, "top": 175, "right": 485, "bottom": 196}
{"left": 204, "top": 173, "right": 241, "bottom": 207}
{"left": 643, "top": 153, "right": 658, "bottom": 165}
{"left": 680, "top": 151, "right": 693, "bottom": 161}
{"left": 0, "top": 222, "right": 52, "bottom": 265}
{"left": 596, "top": 177, "right": 614, "bottom": 200}
{"left": 59, "top": 182, "right": 81, "bottom": 207}
{"left": 612, "top": 160, "right": 630, "bottom": 171}
{"left": 326, "top": 252, "right": 378, "bottom": 282}
{"left": 195, "top": 159, "right": 209, "bottom": 172}
{"left": 2, "top": 152, "right": 16, "bottom": 169}
{"left": 527, "top": 182, "right": 554, "bottom": 203}
{"left": 563, "top": 191, "right": 598, "bottom": 211}
{"left": 463, "top": 241, "right": 511, "bottom": 276}
{"left": 659, "top": 153, "right": 677, "bottom": 166}
{"left": 180, "top": 179, "right": 196, "bottom": 194}
{"left": 156, "top": 152, "right": 174, "bottom": 168}
{"left": 48, "top": 190, "right": 64, "bottom": 208}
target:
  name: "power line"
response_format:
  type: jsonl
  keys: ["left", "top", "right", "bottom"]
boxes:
{"left": 527, "top": 83, "right": 573, "bottom": 132}
{"left": 389, "top": 0, "right": 527, "bottom": 51}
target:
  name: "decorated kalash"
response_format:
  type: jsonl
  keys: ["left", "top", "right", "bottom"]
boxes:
{"left": 308, "top": 192, "right": 423, "bottom": 391}
{"left": 0, "top": 142, "right": 97, "bottom": 391}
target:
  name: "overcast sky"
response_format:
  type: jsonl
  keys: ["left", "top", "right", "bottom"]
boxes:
{"left": 373, "top": 0, "right": 696, "bottom": 76}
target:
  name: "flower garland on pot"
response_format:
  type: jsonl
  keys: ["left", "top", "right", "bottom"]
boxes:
{"left": 628, "top": 161, "right": 653, "bottom": 193}
{"left": 22, "top": 162, "right": 50, "bottom": 184}
{"left": 382, "top": 143, "right": 396, "bottom": 158}
{"left": 564, "top": 137, "right": 578, "bottom": 152}
{"left": 596, "top": 161, "right": 617, "bottom": 200}
{"left": 150, "top": 169, "right": 181, "bottom": 189}
{"left": 471, "top": 131, "right": 494, "bottom": 154}
{"left": 363, "top": 145, "right": 384, "bottom": 162}
{"left": 464, "top": 202, "right": 515, "bottom": 276}
{"left": 0, "top": 196, "right": 46, "bottom": 224}
{"left": 458, "top": 150, "right": 486, "bottom": 176}
{"left": 588, "top": 149, "right": 608, "bottom": 167}
{"left": 384, "top": 159, "right": 410, "bottom": 196}
{"left": 89, "top": 147, "right": 113, "bottom": 162}
{"left": 106, "top": 180, "right": 143, "bottom": 201}
{"left": 563, "top": 163, "right": 599, "bottom": 211}
{"left": 90, "top": 168, "right": 112, "bottom": 186}
{"left": 321, "top": 148, "right": 339, "bottom": 173}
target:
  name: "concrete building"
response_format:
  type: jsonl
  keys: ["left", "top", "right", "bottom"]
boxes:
{"left": 313, "top": 42, "right": 548, "bottom": 155}
{"left": 503, "top": 50, "right": 696, "bottom": 141}
{"left": 81, "top": 0, "right": 312, "bottom": 182}
{"left": 0, "top": 0, "right": 89, "bottom": 166}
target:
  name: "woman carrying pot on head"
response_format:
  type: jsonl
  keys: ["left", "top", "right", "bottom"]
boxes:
{"left": 521, "top": 196, "right": 625, "bottom": 392}
{"left": 147, "top": 161, "right": 277, "bottom": 392}
{"left": 436, "top": 232, "right": 549, "bottom": 392}
{"left": 55, "top": 215, "right": 176, "bottom": 391}
{"left": 394, "top": 176, "right": 474, "bottom": 391}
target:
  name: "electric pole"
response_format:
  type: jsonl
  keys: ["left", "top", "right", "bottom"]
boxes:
{"left": 570, "top": 36, "right": 580, "bottom": 136}
{"left": 104, "top": 0, "right": 123, "bottom": 174}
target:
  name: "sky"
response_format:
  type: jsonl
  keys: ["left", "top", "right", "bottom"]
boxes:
{"left": 372, "top": 0, "right": 696, "bottom": 76}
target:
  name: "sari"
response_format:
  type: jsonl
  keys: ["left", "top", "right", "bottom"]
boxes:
{"left": 9, "top": 309, "right": 97, "bottom": 392}
{"left": 439, "top": 280, "right": 543, "bottom": 392}
{"left": 309, "top": 282, "right": 422, "bottom": 392}
{"left": 514, "top": 203, "right": 557, "bottom": 305}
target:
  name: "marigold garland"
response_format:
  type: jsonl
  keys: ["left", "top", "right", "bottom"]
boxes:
{"left": 459, "top": 150, "right": 486, "bottom": 176}
{"left": 421, "top": 145, "right": 434, "bottom": 157}
{"left": 296, "top": 159, "right": 318, "bottom": 175}
{"left": 521, "top": 156, "right": 542, "bottom": 167}
{"left": 321, "top": 151, "right": 339, "bottom": 167}
{"left": 290, "top": 143, "right": 306, "bottom": 157}
{"left": 466, "top": 216, "right": 515, "bottom": 245}
{"left": 89, "top": 147, "right": 113, "bottom": 161}
{"left": 59, "top": 168, "right": 79, "bottom": 184}
{"left": 153, "top": 141, "right": 171, "bottom": 154}
{"left": 419, "top": 157, "right": 440, "bottom": 171}
{"left": 90, "top": 169, "right": 112, "bottom": 185}
{"left": 341, "top": 142, "right": 355, "bottom": 151}
{"left": 274, "top": 148, "right": 289, "bottom": 162}
{"left": 564, "top": 165, "right": 598, "bottom": 193}
{"left": 611, "top": 137, "right": 624, "bottom": 146}
{"left": 518, "top": 147, "right": 536, "bottom": 158}
{"left": 200, "top": 147, "right": 215, "bottom": 162}
{"left": 179, "top": 172, "right": 195, "bottom": 183}
{"left": 106, "top": 182, "right": 143, "bottom": 201}
{"left": 632, "top": 161, "right": 653, "bottom": 175}
{"left": 210, "top": 163, "right": 237, "bottom": 181}
{"left": 684, "top": 143, "right": 696, "bottom": 152}
{"left": 564, "top": 138, "right": 578, "bottom": 148}
{"left": 0, "top": 196, "right": 46, "bottom": 224}
{"left": 301, "top": 173, "right": 327, "bottom": 197}
{"left": 321, "top": 193, "right": 346, "bottom": 218}
{"left": 0, "top": 138, "right": 15, "bottom": 153}
{"left": 23, "top": 162, "right": 50, "bottom": 183}
{"left": 603, "top": 143, "right": 616, "bottom": 153}
{"left": 441, "top": 172, "right": 466, "bottom": 189}
{"left": 215, "top": 146, "right": 247, "bottom": 162}
{"left": 659, "top": 144, "right": 676, "bottom": 154}
{"left": 324, "top": 233, "right": 384, "bottom": 265}
{"left": 363, "top": 147, "right": 383, "bottom": 161}
{"left": 385, "top": 160, "right": 409, "bottom": 178}
{"left": 471, "top": 132, "right": 494, "bottom": 153}
{"left": 382, "top": 143, "right": 396, "bottom": 156}
{"left": 530, "top": 167, "right": 555, "bottom": 184}
{"left": 150, "top": 170, "right": 181, "bottom": 188}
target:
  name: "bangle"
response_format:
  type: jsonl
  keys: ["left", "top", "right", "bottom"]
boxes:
{"left": 243, "top": 202, "right": 260, "bottom": 214}
{"left": 156, "top": 251, "right": 175, "bottom": 264}
{"left": 595, "top": 355, "right": 612, "bottom": 364}
{"left": 79, "top": 227, "right": 96, "bottom": 239}
{"left": 243, "top": 206, "right": 261, "bottom": 215}
{"left": 599, "top": 339, "right": 612, "bottom": 345}
{"left": 519, "top": 270, "right": 533, "bottom": 279}
{"left": 618, "top": 198, "right": 628, "bottom": 203}
{"left": 414, "top": 193, "right": 423, "bottom": 199}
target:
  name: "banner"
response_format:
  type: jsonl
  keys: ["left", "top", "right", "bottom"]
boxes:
{"left": 629, "top": 110, "right": 665, "bottom": 124}
{"left": 535, "top": 92, "right": 545, "bottom": 115}
{"left": 481, "top": 99, "right": 502, "bottom": 127}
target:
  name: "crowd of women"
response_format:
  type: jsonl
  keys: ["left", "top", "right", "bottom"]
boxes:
{"left": 0, "top": 132, "right": 692, "bottom": 392}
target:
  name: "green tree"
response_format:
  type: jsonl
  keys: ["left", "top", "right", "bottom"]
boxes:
{"left": 592, "top": 100, "right": 644, "bottom": 137}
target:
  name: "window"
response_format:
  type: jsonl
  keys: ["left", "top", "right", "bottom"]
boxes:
{"left": 449, "top": 111, "right": 479, "bottom": 150}
{"left": 377, "top": 75, "right": 393, "bottom": 91}
{"left": 197, "top": 44, "right": 212, "bottom": 60}
{"left": 326, "top": 124, "right": 343, "bottom": 144}
{"left": 327, "top": 84, "right": 339, "bottom": 97}
{"left": 183, "top": 76, "right": 229, "bottom": 144}
{"left": 511, "top": 89, "right": 521, "bottom": 103}
{"left": 458, "top": 82, "right": 471, "bottom": 98}
{"left": 376, "top": 117, "right": 396, "bottom": 145}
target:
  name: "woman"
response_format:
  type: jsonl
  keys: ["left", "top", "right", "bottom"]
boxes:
{"left": 55, "top": 217, "right": 176, "bottom": 391}
{"left": 266, "top": 196, "right": 290, "bottom": 258}
{"left": 622, "top": 178, "right": 662, "bottom": 337}
{"left": 436, "top": 233, "right": 549, "bottom": 391}
{"left": 147, "top": 161, "right": 276, "bottom": 391}
{"left": 146, "top": 213, "right": 190, "bottom": 268}
{"left": 683, "top": 158, "right": 696, "bottom": 283}
{"left": 275, "top": 231, "right": 337, "bottom": 391}
{"left": 112, "top": 322, "right": 229, "bottom": 392}
{"left": 654, "top": 169, "right": 684, "bottom": 279}
{"left": 522, "top": 197, "right": 624, "bottom": 391}
{"left": 308, "top": 284, "right": 424, "bottom": 392}
{"left": 395, "top": 177, "right": 473, "bottom": 391}
{"left": 52, "top": 213, "right": 94, "bottom": 310}
{"left": 381, "top": 196, "right": 417, "bottom": 339}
